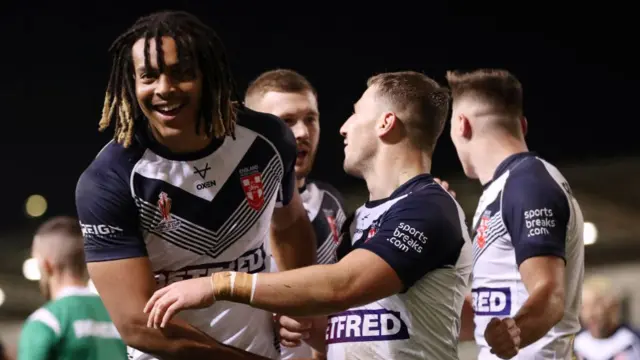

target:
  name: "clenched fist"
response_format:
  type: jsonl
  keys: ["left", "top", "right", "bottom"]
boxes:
{"left": 484, "top": 317, "right": 521, "bottom": 359}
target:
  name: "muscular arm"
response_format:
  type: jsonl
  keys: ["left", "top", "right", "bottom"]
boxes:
{"left": 270, "top": 189, "right": 316, "bottom": 271}
{"left": 89, "top": 257, "right": 267, "bottom": 360}
{"left": 513, "top": 256, "right": 565, "bottom": 348}
{"left": 502, "top": 169, "right": 571, "bottom": 348}
{"left": 218, "top": 193, "right": 465, "bottom": 317}
{"left": 249, "top": 249, "right": 402, "bottom": 316}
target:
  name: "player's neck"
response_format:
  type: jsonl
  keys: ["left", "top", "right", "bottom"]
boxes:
{"left": 296, "top": 177, "right": 306, "bottom": 190}
{"left": 49, "top": 273, "right": 88, "bottom": 299}
{"left": 149, "top": 123, "right": 212, "bottom": 154}
{"left": 364, "top": 147, "right": 431, "bottom": 201}
{"left": 471, "top": 135, "right": 529, "bottom": 185}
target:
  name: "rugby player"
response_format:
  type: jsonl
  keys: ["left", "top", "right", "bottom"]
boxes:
{"left": 75, "top": 11, "right": 315, "bottom": 360}
{"left": 144, "top": 71, "right": 474, "bottom": 360}
{"left": 245, "top": 69, "right": 348, "bottom": 359}
{"left": 18, "top": 216, "right": 126, "bottom": 360}
{"left": 447, "top": 69, "right": 585, "bottom": 359}
{"left": 574, "top": 276, "right": 640, "bottom": 359}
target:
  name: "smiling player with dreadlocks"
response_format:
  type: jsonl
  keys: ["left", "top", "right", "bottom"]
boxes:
{"left": 75, "top": 10, "right": 316, "bottom": 360}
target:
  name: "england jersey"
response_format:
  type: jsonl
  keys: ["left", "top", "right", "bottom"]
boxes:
{"left": 328, "top": 174, "right": 472, "bottom": 360}
{"left": 272, "top": 181, "right": 347, "bottom": 360}
{"left": 75, "top": 107, "right": 297, "bottom": 360}
{"left": 574, "top": 326, "right": 640, "bottom": 360}
{"left": 470, "top": 152, "right": 585, "bottom": 360}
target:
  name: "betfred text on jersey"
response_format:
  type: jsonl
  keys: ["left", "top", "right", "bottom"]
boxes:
{"left": 523, "top": 208, "right": 556, "bottom": 237}
{"left": 387, "top": 222, "right": 426, "bottom": 253}
{"left": 155, "top": 246, "right": 266, "bottom": 286}
{"left": 326, "top": 309, "right": 410, "bottom": 344}
{"left": 471, "top": 287, "right": 512, "bottom": 316}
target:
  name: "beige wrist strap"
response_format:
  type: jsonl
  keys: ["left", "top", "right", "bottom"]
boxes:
{"left": 211, "top": 271, "right": 257, "bottom": 304}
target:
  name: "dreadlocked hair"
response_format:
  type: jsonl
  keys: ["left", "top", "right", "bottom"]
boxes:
{"left": 99, "top": 10, "right": 239, "bottom": 148}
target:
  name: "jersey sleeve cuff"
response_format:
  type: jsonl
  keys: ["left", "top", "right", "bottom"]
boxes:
{"left": 85, "top": 245, "right": 148, "bottom": 263}
{"left": 515, "top": 244, "right": 566, "bottom": 267}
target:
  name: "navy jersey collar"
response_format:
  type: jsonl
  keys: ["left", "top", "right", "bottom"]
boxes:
{"left": 136, "top": 121, "right": 225, "bottom": 161}
{"left": 365, "top": 173, "right": 433, "bottom": 208}
{"left": 483, "top": 151, "right": 537, "bottom": 190}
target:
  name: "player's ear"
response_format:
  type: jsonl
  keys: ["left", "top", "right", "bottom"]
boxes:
{"left": 40, "top": 257, "right": 54, "bottom": 277}
{"left": 520, "top": 116, "right": 528, "bottom": 137}
{"left": 459, "top": 114, "right": 472, "bottom": 140}
{"left": 377, "top": 111, "right": 398, "bottom": 138}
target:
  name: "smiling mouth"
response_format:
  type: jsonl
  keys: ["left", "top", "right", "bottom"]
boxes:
{"left": 297, "top": 150, "right": 308, "bottom": 161}
{"left": 152, "top": 103, "right": 186, "bottom": 117}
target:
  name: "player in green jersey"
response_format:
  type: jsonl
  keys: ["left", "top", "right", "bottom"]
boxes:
{"left": 17, "top": 216, "right": 126, "bottom": 360}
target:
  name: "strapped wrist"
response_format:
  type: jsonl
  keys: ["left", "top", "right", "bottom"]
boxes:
{"left": 211, "top": 271, "right": 257, "bottom": 304}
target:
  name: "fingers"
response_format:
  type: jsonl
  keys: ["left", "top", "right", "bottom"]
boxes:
{"left": 277, "top": 315, "right": 311, "bottom": 348}
{"left": 280, "top": 339, "right": 302, "bottom": 348}
{"left": 487, "top": 318, "right": 520, "bottom": 359}
{"left": 144, "top": 285, "right": 172, "bottom": 314}
{"left": 279, "top": 316, "right": 312, "bottom": 332}
{"left": 279, "top": 325, "right": 309, "bottom": 343}
{"left": 144, "top": 288, "right": 180, "bottom": 328}
{"left": 161, "top": 301, "right": 182, "bottom": 328}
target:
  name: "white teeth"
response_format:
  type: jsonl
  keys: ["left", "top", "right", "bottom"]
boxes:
{"left": 156, "top": 104, "right": 181, "bottom": 112}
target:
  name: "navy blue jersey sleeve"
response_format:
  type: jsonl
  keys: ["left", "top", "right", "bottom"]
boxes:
{"left": 502, "top": 170, "right": 570, "bottom": 266}
{"left": 359, "top": 192, "right": 465, "bottom": 289}
{"left": 75, "top": 166, "right": 146, "bottom": 262}
{"left": 275, "top": 121, "right": 296, "bottom": 208}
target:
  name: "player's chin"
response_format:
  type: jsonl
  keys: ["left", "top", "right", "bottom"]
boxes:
{"left": 294, "top": 165, "right": 311, "bottom": 180}
{"left": 343, "top": 161, "right": 362, "bottom": 178}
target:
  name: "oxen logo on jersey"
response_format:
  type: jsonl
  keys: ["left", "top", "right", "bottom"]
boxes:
{"left": 326, "top": 308, "right": 410, "bottom": 344}
{"left": 155, "top": 192, "right": 181, "bottom": 232}
{"left": 475, "top": 210, "right": 491, "bottom": 249}
{"left": 239, "top": 165, "right": 265, "bottom": 210}
{"left": 324, "top": 210, "right": 340, "bottom": 243}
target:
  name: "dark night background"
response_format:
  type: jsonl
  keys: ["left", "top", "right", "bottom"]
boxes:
{"left": 0, "top": 2, "right": 639, "bottom": 356}
{"left": 0, "top": 2, "right": 637, "bottom": 228}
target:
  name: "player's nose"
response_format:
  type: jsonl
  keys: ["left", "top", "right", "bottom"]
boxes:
{"left": 155, "top": 74, "right": 176, "bottom": 97}
{"left": 291, "top": 121, "right": 309, "bottom": 140}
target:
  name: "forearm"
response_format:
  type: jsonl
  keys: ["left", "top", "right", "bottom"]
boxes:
{"left": 124, "top": 317, "right": 267, "bottom": 360}
{"left": 513, "top": 286, "right": 564, "bottom": 348}
{"left": 215, "top": 266, "right": 349, "bottom": 317}
{"left": 271, "top": 214, "right": 316, "bottom": 270}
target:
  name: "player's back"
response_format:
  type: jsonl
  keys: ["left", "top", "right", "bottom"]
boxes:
{"left": 18, "top": 287, "right": 126, "bottom": 360}
{"left": 329, "top": 174, "right": 472, "bottom": 360}
{"left": 470, "top": 152, "right": 584, "bottom": 359}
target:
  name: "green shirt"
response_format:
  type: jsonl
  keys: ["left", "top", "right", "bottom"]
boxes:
{"left": 18, "top": 287, "right": 126, "bottom": 360}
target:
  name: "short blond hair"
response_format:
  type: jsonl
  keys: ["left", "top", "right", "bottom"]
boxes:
{"left": 245, "top": 69, "right": 317, "bottom": 106}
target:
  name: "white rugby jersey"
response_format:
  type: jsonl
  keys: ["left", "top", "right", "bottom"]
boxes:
{"left": 470, "top": 152, "right": 585, "bottom": 360}
{"left": 327, "top": 174, "right": 472, "bottom": 360}
{"left": 574, "top": 325, "right": 640, "bottom": 360}
{"left": 271, "top": 181, "right": 347, "bottom": 360}
{"left": 75, "top": 107, "right": 297, "bottom": 360}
